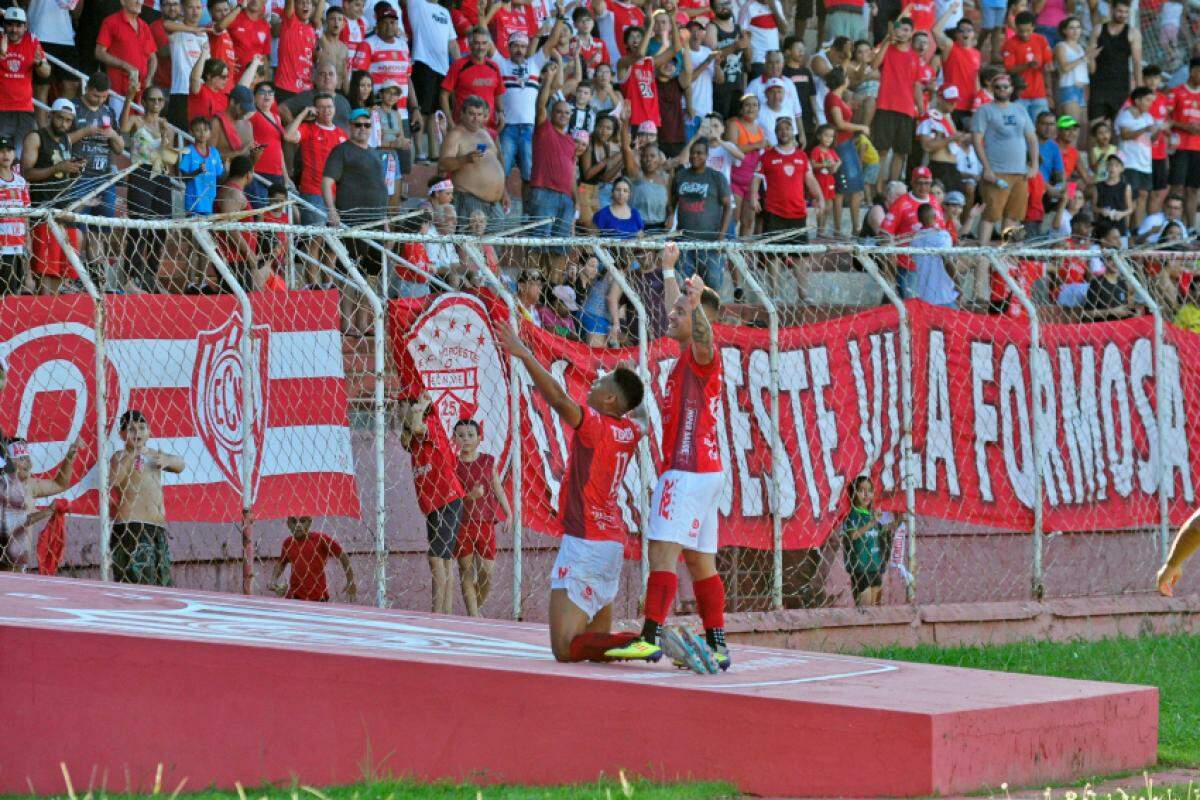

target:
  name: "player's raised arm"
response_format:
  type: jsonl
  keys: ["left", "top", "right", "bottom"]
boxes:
{"left": 661, "top": 242, "right": 682, "bottom": 312}
{"left": 683, "top": 275, "right": 715, "bottom": 366}
{"left": 498, "top": 323, "right": 583, "bottom": 429}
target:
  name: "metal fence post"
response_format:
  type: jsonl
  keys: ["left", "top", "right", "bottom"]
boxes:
{"left": 1111, "top": 252, "right": 1171, "bottom": 564}
{"left": 726, "top": 249, "right": 785, "bottom": 609}
{"left": 46, "top": 216, "right": 110, "bottom": 581}
{"left": 462, "top": 243, "right": 524, "bottom": 620}
{"left": 985, "top": 251, "right": 1044, "bottom": 600}
{"left": 192, "top": 227, "right": 257, "bottom": 595}
{"left": 321, "top": 232, "right": 390, "bottom": 607}
{"left": 855, "top": 250, "right": 918, "bottom": 603}
{"left": 592, "top": 245, "right": 655, "bottom": 596}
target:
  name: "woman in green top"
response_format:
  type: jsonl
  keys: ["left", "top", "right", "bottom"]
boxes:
{"left": 839, "top": 475, "right": 901, "bottom": 606}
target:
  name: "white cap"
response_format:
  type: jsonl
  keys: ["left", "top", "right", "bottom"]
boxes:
{"left": 3, "top": 7, "right": 26, "bottom": 23}
{"left": 50, "top": 98, "right": 76, "bottom": 115}
{"left": 764, "top": 77, "right": 788, "bottom": 91}
{"left": 551, "top": 284, "right": 579, "bottom": 311}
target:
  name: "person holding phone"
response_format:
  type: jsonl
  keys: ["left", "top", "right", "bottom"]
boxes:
{"left": 438, "top": 94, "right": 507, "bottom": 230}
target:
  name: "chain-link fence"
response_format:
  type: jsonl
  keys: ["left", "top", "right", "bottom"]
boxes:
{"left": 3, "top": 209, "right": 1198, "bottom": 621}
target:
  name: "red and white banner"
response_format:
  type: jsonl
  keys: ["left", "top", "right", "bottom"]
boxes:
{"left": 391, "top": 294, "right": 1200, "bottom": 551}
{"left": 0, "top": 292, "right": 360, "bottom": 522}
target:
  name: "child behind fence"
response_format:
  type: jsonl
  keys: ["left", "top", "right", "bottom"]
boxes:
{"left": 453, "top": 419, "right": 511, "bottom": 617}
{"left": 838, "top": 475, "right": 900, "bottom": 607}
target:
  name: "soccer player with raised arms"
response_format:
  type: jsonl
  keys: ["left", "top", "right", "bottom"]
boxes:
{"left": 606, "top": 244, "right": 730, "bottom": 673}
{"left": 496, "top": 321, "right": 657, "bottom": 664}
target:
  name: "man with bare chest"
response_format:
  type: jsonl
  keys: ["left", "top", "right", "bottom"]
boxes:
{"left": 109, "top": 410, "right": 186, "bottom": 585}
{"left": 438, "top": 95, "right": 507, "bottom": 229}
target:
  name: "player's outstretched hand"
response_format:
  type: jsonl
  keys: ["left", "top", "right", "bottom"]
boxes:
{"left": 683, "top": 274, "right": 705, "bottom": 309}
{"left": 661, "top": 242, "right": 680, "bottom": 270}
{"left": 497, "top": 321, "right": 531, "bottom": 358}
{"left": 1157, "top": 563, "right": 1182, "bottom": 597}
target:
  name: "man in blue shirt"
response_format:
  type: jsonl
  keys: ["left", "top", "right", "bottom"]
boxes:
{"left": 1036, "top": 110, "right": 1064, "bottom": 185}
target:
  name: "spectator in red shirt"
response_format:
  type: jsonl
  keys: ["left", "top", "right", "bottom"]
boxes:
{"left": 0, "top": 8, "right": 50, "bottom": 158}
{"left": 205, "top": 0, "right": 241, "bottom": 88}
{"left": 529, "top": 60, "right": 578, "bottom": 282}
{"left": 870, "top": 17, "right": 923, "bottom": 195}
{"left": 1001, "top": 11, "right": 1052, "bottom": 123}
{"left": 270, "top": 516, "right": 358, "bottom": 602}
{"left": 283, "top": 92, "right": 347, "bottom": 224}
{"left": 934, "top": 15, "right": 981, "bottom": 131}
{"left": 398, "top": 390, "right": 466, "bottom": 616}
{"left": 751, "top": 115, "right": 824, "bottom": 237}
{"left": 95, "top": 0, "right": 158, "bottom": 110}
{"left": 440, "top": 26, "right": 504, "bottom": 124}
{"left": 273, "top": 0, "right": 321, "bottom": 104}
{"left": 218, "top": 0, "right": 272, "bottom": 81}
{"left": 246, "top": 81, "right": 286, "bottom": 205}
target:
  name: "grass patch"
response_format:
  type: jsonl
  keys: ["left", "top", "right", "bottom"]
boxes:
{"left": 4, "top": 775, "right": 737, "bottom": 800}
{"left": 864, "top": 634, "right": 1200, "bottom": 767}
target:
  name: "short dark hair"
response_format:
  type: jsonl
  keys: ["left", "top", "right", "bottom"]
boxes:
{"left": 700, "top": 287, "right": 721, "bottom": 316}
{"left": 825, "top": 66, "right": 847, "bottom": 90}
{"left": 1144, "top": 65, "right": 1163, "bottom": 79}
{"left": 611, "top": 366, "right": 645, "bottom": 413}
{"left": 254, "top": 81, "right": 274, "bottom": 94}
{"left": 189, "top": 115, "right": 211, "bottom": 129}
{"left": 689, "top": 138, "right": 709, "bottom": 155}
{"left": 120, "top": 409, "right": 147, "bottom": 432}
{"left": 454, "top": 418, "right": 481, "bottom": 434}
{"left": 88, "top": 72, "right": 110, "bottom": 93}
{"left": 623, "top": 25, "right": 644, "bottom": 45}
{"left": 1014, "top": 10, "right": 1036, "bottom": 25}
{"left": 313, "top": 92, "right": 335, "bottom": 104}
{"left": 461, "top": 94, "right": 489, "bottom": 113}
{"left": 917, "top": 202, "right": 936, "bottom": 224}
{"left": 895, "top": 16, "right": 914, "bottom": 27}
{"left": 831, "top": 35, "right": 850, "bottom": 51}
{"left": 228, "top": 153, "right": 255, "bottom": 179}
{"left": 1131, "top": 86, "right": 1153, "bottom": 103}
{"left": 571, "top": 6, "right": 591, "bottom": 22}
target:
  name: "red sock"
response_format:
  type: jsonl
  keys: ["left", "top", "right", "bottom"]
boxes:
{"left": 644, "top": 570, "right": 679, "bottom": 624}
{"left": 567, "top": 632, "right": 639, "bottom": 662}
{"left": 693, "top": 574, "right": 726, "bottom": 630}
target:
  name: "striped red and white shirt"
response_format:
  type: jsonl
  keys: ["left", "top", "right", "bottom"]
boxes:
{"left": 0, "top": 172, "right": 29, "bottom": 255}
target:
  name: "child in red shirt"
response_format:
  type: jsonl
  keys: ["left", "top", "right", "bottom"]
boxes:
{"left": 399, "top": 390, "right": 466, "bottom": 615}
{"left": 809, "top": 124, "right": 841, "bottom": 236}
{"left": 270, "top": 516, "right": 357, "bottom": 602}
{"left": 452, "top": 419, "right": 512, "bottom": 617}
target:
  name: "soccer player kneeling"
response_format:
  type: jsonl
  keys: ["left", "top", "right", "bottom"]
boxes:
{"left": 496, "top": 322, "right": 655, "bottom": 664}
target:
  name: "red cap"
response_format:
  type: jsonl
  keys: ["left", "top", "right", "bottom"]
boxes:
{"left": 912, "top": 166, "right": 933, "bottom": 180}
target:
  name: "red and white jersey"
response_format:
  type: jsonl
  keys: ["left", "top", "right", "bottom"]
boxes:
{"left": 608, "top": 0, "right": 645, "bottom": 57}
{"left": 661, "top": 346, "right": 723, "bottom": 474}
{"left": 559, "top": 406, "right": 643, "bottom": 543}
{"left": 622, "top": 56, "right": 660, "bottom": 126}
{"left": 972, "top": 87, "right": 993, "bottom": 111}
{"left": 340, "top": 14, "right": 371, "bottom": 70}
{"left": 882, "top": 192, "right": 949, "bottom": 238}
{"left": 226, "top": 12, "right": 271, "bottom": 76}
{"left": 366, "top": 34, "right": 411, "bottom": 110}
{"left": 339, "top": 14, "right": 369, "bottom": 45}
{"left": 737, "top": 0, "right": 781, "bottom": 64}
{"left": 574, "top": 35, "right": 609, "bottom": 75}
{"left": 1149, "top": 91, "right": 1169, "bottom": 160}
{"left": 275, "top": 11, "right": 318, "bottom": 93}
{"left": 0, "top": 171, "right": 28, "bottom": 255}
{"left": 0, "top": 34, "right": 43, "bottom": 113}
{"left": 906, "top": 0, "right": 936, "bottom": 30}
{"left": 990, "top": 257, "right": 1044, "bottom": 316}
{"left": 756, "top": 145, "right": 811, "bottom": 219}
{"left": 1171, "top": 83, "right": 1200, "bottom": 152}
{"left": 208, "top": 29, "right": 238, "bottom": 88}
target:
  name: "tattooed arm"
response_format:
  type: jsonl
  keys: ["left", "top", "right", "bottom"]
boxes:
{"left": 685, "top": 275, "right": 715, "bottom": 366}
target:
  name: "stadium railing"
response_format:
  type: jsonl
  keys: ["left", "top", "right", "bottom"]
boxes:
{"left": 8, "top": 207, "right": 1196, "bottom": 619}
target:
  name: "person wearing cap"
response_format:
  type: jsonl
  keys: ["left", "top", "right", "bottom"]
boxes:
{"left": 0, "top": 6, "right": 49, "bottom": 157}
{"left": 439, "top": 94, "right": 507, "bottom": 228}
{"left": 882, "top": 165, "right": 948, "bottom": 252}
{"left": 971, "top": 71, "right": 1038, "bottom": 246}
{"left": 322, "top": 106, "right": 389, "bottom": 232}
{"left": 745, "top": 50, "right": 802, "bottom": 141}
{"left": 756, "top": 76, "right": 793, "bottom": 146}
{"left": 94, "top": 0, "right": 157, "bottom": 108}
{"left": 918, "top": 84, "right": 969, "bottom": 197}
{"left": 211, "top": 83, "right": 261, "bottom": 162}
{"left": 440, "top": 27, "right": 504, "bottom": 125}
{"left": 365, "top": 6, "right": 416, "bottom": 144}
{"left": 541, "top": 284, "right": 581, "bottom": 339}
{"left": 1054, "top": 114, "right": 1090, "bottom": 186}
{"left": 495, "top": 24, "right": 564, "bottom": 191}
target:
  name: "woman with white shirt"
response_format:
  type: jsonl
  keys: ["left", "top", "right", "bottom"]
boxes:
{"left": 1053, "top": 17, "right": 1090, "bottom": 135}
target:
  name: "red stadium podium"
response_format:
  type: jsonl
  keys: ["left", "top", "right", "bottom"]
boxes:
{"left": 0, "top": 575, "right": 1157, "bottom": 798}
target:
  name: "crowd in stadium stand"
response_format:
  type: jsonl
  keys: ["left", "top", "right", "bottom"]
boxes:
{"left": 0, "top": 0, "right": 1197, "bottom": 331}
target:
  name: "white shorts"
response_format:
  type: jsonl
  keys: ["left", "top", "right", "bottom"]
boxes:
{"left": 647, "top": 470, "right": 724, "bottom": 554}
{"left": 549, "top": 535, "right": 624, "bottom": 621}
